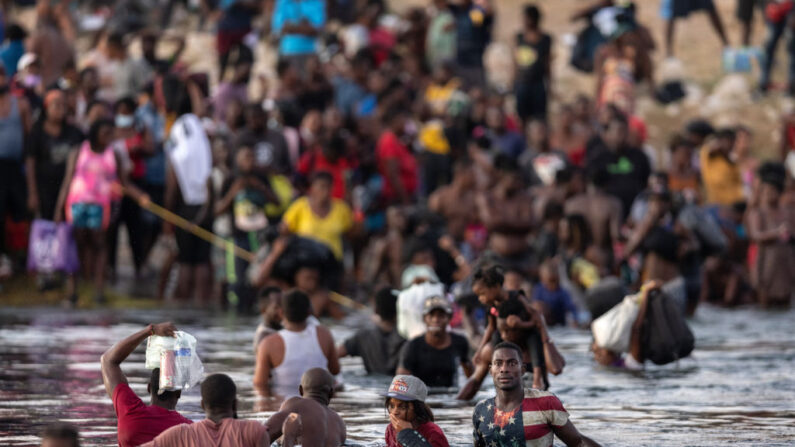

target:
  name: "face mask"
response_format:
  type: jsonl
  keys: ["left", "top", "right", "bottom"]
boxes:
{"left": 300, "top": 128, "right": 315, "bottom": 143}
{"left": 115, "top": 114, "right": 135, "bottom": 128}
{"left": 22, "top": 74, "right": 41, "bottom": 89}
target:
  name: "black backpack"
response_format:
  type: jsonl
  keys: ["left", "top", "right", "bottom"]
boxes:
{"left": 642, "top": 290, "right": 695, "bottom": 365}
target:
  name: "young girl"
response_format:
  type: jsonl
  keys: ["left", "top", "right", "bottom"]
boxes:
{"left": 384, "top": 375, "right": 448, "bottom": 447}
{"left": 747, "top": 163, "right": 795, "bottom": 308}
{"left": 55, "top": 119, "right": 148, "bottom": 304}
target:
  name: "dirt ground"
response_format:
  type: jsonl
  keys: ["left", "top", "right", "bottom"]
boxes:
{"left": 13, "top": 0, "right": 789, "bottom": 158}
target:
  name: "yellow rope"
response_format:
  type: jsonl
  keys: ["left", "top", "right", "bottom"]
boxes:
{"left": 123, "top": 186, "right": 364, "bottom": 311}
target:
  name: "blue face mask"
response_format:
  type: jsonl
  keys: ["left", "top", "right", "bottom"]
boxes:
{"left": 115, "top": 114, "right": 135, "bottom": 128}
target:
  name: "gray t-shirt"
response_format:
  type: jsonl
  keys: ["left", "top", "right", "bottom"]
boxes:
{"left": 343, "top": 325, "right": 405, "bottom": 376}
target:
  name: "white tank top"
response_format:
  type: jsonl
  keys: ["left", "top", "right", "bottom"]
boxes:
{"left": 271, "top": 323, "right": 328, "bottom": 396}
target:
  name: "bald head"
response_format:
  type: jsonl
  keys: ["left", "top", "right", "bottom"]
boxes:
{"left": 299, "top": 368, "right": 334, "bottom": 404}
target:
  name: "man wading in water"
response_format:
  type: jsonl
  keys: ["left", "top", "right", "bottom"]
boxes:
{"left": 263, "top": 368, "right": 346, "bottom": 447}
{"left": 472, "top": 342, "right": 600, "bottom": 447}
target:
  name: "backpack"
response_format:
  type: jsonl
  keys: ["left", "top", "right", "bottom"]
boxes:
{"left": 570, "top": 23, "right": 606, "bottom": 73}
{"left": 642, "top": 290, "right": 695, "bottom": 365}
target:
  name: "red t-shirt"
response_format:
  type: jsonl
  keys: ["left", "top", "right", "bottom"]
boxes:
{"left": 297, "top": 150, "right": 355, "bottom": 200}
{"left": 385, "top": 422, "right": 449, "bottom": 447}
{"left": 376, "top": 131, "right": 418, "bottom": 203}
{"left": 113, "top": 383, "right": 193, "bottom": 447}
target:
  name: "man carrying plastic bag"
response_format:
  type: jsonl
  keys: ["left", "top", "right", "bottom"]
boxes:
{"left": 100, "top": 322, "right": 197, "bottom": 447}
{"left": 590, "top": 282, "right": 654, "bottom": 370}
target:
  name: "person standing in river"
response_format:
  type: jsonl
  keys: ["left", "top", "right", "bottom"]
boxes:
{"left": 263, "top": 368, "right": 346, "bottom": 447}
{"left": 100, "top": 322, "right": 192, "bottom": 447}
{"left": 397, "top": 295, "right": 473, "bottom": 388}
{"left": 142, "top": 373, "right": 269, "bottom": 447}
{"left": 254, "top": 290, "right": 340, "bottom": 397}
{"left": 472, "top": 342, "right": 601, "bottom": 447}
{"left": 384, "top": 375, "right": 449, "bottom": 447}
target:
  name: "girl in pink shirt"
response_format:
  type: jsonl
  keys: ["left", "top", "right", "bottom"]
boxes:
{"left": 56, "top": 119, "right": 148, "bottom": 304}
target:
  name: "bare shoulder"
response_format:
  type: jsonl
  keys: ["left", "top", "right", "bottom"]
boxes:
{"left": 258, "top": 332, "right": 284, "bottom": 358}
{"left": 278, "top": 396, "right": 306, "bottom": 412}
{"left": 261, "top": 331, "right": 284, "bottom": 349}
{"left": 315, "top": 324, "right": 334, "bottom": 340}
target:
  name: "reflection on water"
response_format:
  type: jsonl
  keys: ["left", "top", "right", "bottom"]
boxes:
{"left": 1, "top": 305, "right": 794, "bottom": 446}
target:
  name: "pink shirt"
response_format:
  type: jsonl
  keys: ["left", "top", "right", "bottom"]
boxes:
{"left": 141, "top": 418, "right": 268, "bottom": 447}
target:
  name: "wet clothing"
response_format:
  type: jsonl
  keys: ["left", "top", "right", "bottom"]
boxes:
{"left": 398, "top": 333, "right": 469, "bottom": 388}
{"left": 386, "top": 421, "right": 449, "bottom": 447}
{"left": 271, "top": 323, "right": 329, "bottom": 396}
{"left": 112, "top": 383, "right": 192, "bottom": 447}
{"left": 473, "top": 389, "right": 569, "bottom": 447}
{"left": 141, "top": 418, "right": 267, "bottom": 447}
{"left": 343, "top": 325, "right": 405, "bottom": 375}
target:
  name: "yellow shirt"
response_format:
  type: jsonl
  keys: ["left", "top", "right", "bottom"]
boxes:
{"left": 700, "top": 148, "right": 744, "bottom": 206}
{"left": 283, "top": 197, "right": 353, "bottom": 259}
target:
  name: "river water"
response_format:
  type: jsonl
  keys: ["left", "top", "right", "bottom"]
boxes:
{"left": 0, "top": 305, "right": 793, "bottom": 446}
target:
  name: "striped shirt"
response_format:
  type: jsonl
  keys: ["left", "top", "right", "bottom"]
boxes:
{"left": 472, "top": 388, "right": 569, "bottom": 447}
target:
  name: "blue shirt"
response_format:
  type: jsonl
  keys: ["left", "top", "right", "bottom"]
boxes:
{"left": 0, "top": 40, "right": 25, "bottom": 78}
{"left": 332, "top": 76, "right": 367, "bottom": 117}
{"left": 271, "top": 0, "right": 325, "bottom": 56}
{"left": 532, "top": 285, "right": 577, "bottom": 326}
{"left": 493, "top": 131, "right": 525, "bottom": 160}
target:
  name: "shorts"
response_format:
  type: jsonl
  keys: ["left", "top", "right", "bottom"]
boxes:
{"left": 660, "top": 0, "right": 715, "bottom": 20}
{"left": 217, "top": 28, "right": 250, "bottom": 56}
{"left": 175, "top": 204, "right": 212, "bottom": 265}
{"left": 515, "top": 80, "right": 548, "bottom": 122}
{"left": 70, "top": 203, "right": 105, "bottom": 230}
{"left": 736, "top": 0, "right": 762, "bottom": 23}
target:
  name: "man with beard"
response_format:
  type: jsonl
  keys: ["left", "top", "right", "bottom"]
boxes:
{"left": 472, "top": 343, "right": 600, "bottom": 447}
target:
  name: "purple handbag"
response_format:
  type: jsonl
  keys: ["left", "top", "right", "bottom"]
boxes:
{"left": 27, "top": 219, "right": 80, "bottom": 274}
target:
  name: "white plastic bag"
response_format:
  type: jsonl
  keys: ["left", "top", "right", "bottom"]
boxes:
{"left": 592, "top": 294, "right": 640, "bottom": 353}
{"left": 397, "top": 282, "right": 445, "bottom": 340}
{"left": 146, "top": 331, "right": 204, "bottom": 394}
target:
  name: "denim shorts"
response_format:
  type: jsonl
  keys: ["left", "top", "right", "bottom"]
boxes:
{"left": 70, "top": 203, "right": 104, "bottom": 230}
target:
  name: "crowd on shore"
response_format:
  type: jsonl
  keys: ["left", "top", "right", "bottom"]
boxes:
{"left": 5, "top": 0, "right": 794, "bottom": 446}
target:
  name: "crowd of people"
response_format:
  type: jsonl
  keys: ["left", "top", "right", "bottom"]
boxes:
{"left": 5, "top": 0, "right": 794, "bottom": 445}
{"left": 1, "top": 0, "right": 793, "bottom": 313}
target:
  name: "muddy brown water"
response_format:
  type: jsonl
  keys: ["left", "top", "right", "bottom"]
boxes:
{"left": 0, "top": 305, "right": 793, "bottom": 446}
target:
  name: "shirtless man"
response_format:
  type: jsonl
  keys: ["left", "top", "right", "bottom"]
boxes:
{"left": 565, "top": 167, "right": 623, "bottom": 264}
{"left": 254, "top": 291, "right": 340, "bottom": 397}
{"left": 476, "top": 159, "right": 535, "bottom": 278}
{"left": 264, "top": 368, "right": 346, "bottom": 447}
{"left": 428, "top": 161, "right": 478, "bottom": 243}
